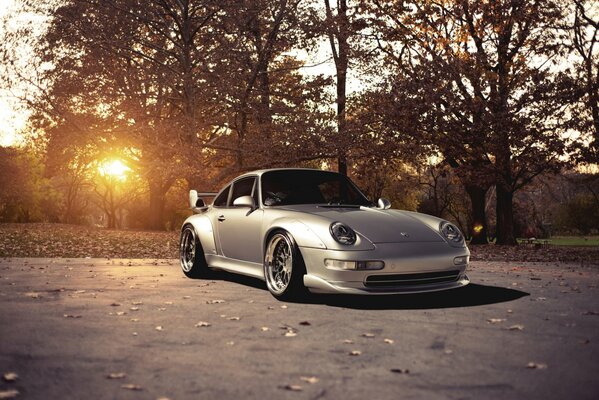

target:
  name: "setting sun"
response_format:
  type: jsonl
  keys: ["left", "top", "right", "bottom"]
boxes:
{"left": 98, "top": 159, "right": 130, "bottom": 179}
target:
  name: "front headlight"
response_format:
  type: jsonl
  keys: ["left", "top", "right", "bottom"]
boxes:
{"left": 440, "top": 221, "right": 463, "bottom": 243}
{"left": 330, "top": 222, "right": 357, "bottom": 245}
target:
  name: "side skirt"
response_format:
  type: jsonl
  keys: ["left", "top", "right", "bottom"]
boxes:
{"left": 205, "top": 254, "right": 265, "bottom": 281}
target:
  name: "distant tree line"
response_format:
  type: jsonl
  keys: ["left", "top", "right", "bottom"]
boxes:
{"left": 0, "top": 0, "right": 597, "bottom": 243}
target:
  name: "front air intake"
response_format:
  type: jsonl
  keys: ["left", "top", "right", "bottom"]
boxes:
{"left": 364, "top": 270, "right": 461, "bottom": 287}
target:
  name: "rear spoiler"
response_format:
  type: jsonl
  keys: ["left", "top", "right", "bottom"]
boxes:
{"left": 189, "top": 190, "right": 217, "bottom": 212}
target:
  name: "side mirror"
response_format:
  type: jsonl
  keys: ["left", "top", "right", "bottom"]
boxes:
{"left": 195, "top": 198, "right": 205, "bottom": 208}
{"left": 377, "top": 198, "right": 391, "bottom": 210}
{"left": 233, "top": 195, "right": 255, "bottom": 208}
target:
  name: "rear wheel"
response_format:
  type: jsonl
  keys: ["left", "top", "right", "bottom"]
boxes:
{"left": 264, "top": 231, "right": 308, "bottom": 301}
{"left": 179, "top": 225, "right": 209, "bottom": 278}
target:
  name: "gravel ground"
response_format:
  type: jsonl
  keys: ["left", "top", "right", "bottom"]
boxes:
{"left": 0, "top": 258, "right": 598, "bottom": 399}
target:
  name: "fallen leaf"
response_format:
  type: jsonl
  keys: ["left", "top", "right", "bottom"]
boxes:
{"left": 349, "top": 350, "right": 362, "bottom": 356}
{"left": 260, "top": 327, "right": 270, "bottom": 331}
{"left": 195, "top": 321, "right": 211, "bottom": 327}
{"left": 164, "top": 301, "right": 173, "bottom": 305}
{"left": 155, "top": 326, "right": 163, "bottom": 331}
{"left": 487, "top": 318, "right": 506, "bottom": 324}
{"left": 2, "top": 373, "right": 18, "bottom": 382}
{"left": 107, "top": 372, "right": 126, "bottom": 379}
{"left": 390, "top": 368, "right": 410, "bottom": 374}
{"left": 444, "top": 349, "right": 454, "bottom": 355}
{"left": 226, "top": 341, "right": 235, "bottom": 346}
{"left": 526, "top": 362, "right": 547, "bottom": 369}
{"left": 207, "top": 299, "right": 225, "bottom": 304}
{"left": 342, "top": 339, "right": 353, "bottom": 344}
{"left": 280, "top": 384, "right": 302, "bottom": 391}
{"left": 506, "top": 324, "right": 524, "bottom": 331}
{"left": 284, "top": 331, "right": 297, "bottom": 337}
{"left": 63, "top": 314, "right": 82, "bottom": 319}
{"left": 280, "top": 305, "right": 288, "bottom": 309}
{"left": 383, "top": 338, "right": 394, "bottom": 344}
{"left": 0, "top": 389, "right": 19, "bottom": 399}
{"left": 132, "top": 301, "right": 143, "bottom": 305}
{"left": 129, "top": 307, "right": 139, "bottom": 311}
{"left": 182, "top": 296, "right": 191, "bottom": 299}
{"left": 299, "top": 321, "right": 311, "bottom": 326}
{"left": 116, "top": 311, "right": 126, "bottom": 316}
{"left": 300, "top": 376, "right": 319, "bottom": 384}
{"left": 121, "top": 384, "right": 143, "bottom": 391}
{"left": 228, "top": 317, "right": 240, "bottom": 321}
{"left": 362, "top": 333, "right": 375, "bottom": 338}
{"left": 110, "top": 302, "right": 121, "bottom": 307}
{"left": 24, "top": 292, "right": 41, "bottom": 299}
{"left": 130, "top": 318, "right": 139, "bottom": 322}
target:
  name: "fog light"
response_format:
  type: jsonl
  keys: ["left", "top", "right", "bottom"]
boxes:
{"left": 453, "top": 256, "right": 469, "bottom": 265}
{"left": 324, "top": 259, "right": 356, "bottom": 270}
{"left": 325, "top": 259, "right": 385, "bottom": 270}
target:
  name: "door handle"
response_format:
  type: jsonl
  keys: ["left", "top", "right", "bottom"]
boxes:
{"left": 217, "top": 215, "right": 226, "bottom": 222}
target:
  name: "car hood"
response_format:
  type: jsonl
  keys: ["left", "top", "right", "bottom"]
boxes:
{"left": 277, "top": 205, "right": 444, "bottom": 243}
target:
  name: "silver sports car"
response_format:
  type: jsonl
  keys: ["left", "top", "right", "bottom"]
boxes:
{"left": 180, "top": 168, "right": 470, "bottom": 300}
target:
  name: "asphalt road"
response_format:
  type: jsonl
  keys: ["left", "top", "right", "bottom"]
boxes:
{"left": 0, "top": 258, "right": 598, "bottom": 400}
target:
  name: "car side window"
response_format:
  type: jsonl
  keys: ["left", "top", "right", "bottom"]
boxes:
{"left": 231, "top": 177, "right": 256, "bottom": 204}
{"left": 213, "top": 185, "right": 231, "bottom": 207}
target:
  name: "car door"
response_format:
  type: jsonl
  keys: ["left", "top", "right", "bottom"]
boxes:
{"left": 215, "top": 176, "right": 263, "bottom": 264}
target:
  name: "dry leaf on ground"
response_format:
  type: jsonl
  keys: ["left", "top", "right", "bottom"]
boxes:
{"left": 2, "top": 373, "right": 18, "bottom": 382}
{"left": 280, "top": 384, "right": 302, "bottom": 391}
{"left": 121, "top": 383, "right": 143, "bottom": 390}
{"left": 0, "top": 389, "right": 19, "bottom": 399}
{"left": 300, "top": 376, "right": 319, "bottom": 384}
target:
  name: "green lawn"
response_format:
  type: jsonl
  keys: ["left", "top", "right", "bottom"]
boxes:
{"left": 517, "top": 236, "right": 599, "bottom": 246}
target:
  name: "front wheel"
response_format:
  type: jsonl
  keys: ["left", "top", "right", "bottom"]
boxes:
{"left": 179, "top": 225, "right": 209, "bottom": 278}
{"left": 264, "top": 231, "right": 308, "bottom": 301}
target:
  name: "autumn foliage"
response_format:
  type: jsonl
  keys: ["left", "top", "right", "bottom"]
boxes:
{"left": 0, "top": 0, "right": 596, "bottom": 243}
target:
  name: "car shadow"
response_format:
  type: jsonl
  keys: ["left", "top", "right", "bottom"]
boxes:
{"left": 202, "top": 271, "right": 529, "bottom": 310}
{"left": 309, "top": 284, "right": 530, "bottom": 310}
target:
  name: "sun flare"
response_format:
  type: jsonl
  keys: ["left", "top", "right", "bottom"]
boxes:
{"left": 98, "top": 159, "right": 130, "bottom": 179}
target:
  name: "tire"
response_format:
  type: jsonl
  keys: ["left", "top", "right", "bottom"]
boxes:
{"left": 179, "top": 224, "right": 209, "bottom": 278}
{"left": 263, "top": 230, "right": 308, "bottom": 301}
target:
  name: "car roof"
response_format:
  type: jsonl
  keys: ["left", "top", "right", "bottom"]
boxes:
{"left": 234, "top": 168, "right": 337, "bottom": 180}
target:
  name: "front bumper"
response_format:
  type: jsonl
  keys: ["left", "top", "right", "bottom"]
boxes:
{"left": 300, "top": 242, "right": 470, "bottom": 295}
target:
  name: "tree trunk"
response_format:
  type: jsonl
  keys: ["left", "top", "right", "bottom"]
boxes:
{"left": 465, "top": 185, "right": 489, "bottom": 245}
{"left": 325, "top": 0, "right": 349, "bottom": 176}
{"left": 147, "top": 181, "right": 167, "bottom": 231}
{"left": 495, "top": 185, "right": 517, "bottom": 245}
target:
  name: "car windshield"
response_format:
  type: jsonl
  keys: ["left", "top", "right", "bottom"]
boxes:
{"left": 261, "top": 170, "right": 372, "bottom": 207}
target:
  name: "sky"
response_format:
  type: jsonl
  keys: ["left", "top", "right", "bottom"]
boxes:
{"left": 0, "top": 0, "right": 27, "bottom": 147}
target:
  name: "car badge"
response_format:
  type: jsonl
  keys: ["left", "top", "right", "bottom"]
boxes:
{"left": 400, "top": 232, "right": 409, "bottom": 237}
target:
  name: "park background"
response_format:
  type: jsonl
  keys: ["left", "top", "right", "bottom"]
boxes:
{"left": 0, "top": 0, "right": 597, "bottom": 250}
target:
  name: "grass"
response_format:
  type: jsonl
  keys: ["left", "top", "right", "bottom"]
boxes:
{"left": 547, "top": 236, "right": 599, "bottom": 247}
{"left": 517, "top": 236, "right": 599, "bottom": 246}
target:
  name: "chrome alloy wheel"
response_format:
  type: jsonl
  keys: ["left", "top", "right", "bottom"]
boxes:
{"left": 180, "top": 227, "right": 196, "bottom": 272}
{"left": 265, "top": 233, "right": 293, "bottom": 295}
